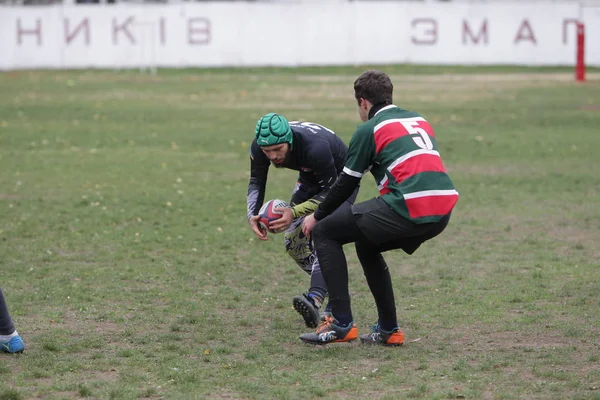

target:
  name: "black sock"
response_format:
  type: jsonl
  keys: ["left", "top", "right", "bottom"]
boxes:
{"left": 379, "top": 321, "right": 398, "bottom": 332}
{"left": 333, "top": 313, "right": 353, "bottom": 327}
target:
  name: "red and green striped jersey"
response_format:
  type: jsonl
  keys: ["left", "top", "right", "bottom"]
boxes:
{"left": 344, "top": 105, "right": 458, "bottom": 223}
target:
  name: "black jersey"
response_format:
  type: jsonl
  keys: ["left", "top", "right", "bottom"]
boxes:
{"left": 247, "top": 121, "right": 348, "bottom": 219}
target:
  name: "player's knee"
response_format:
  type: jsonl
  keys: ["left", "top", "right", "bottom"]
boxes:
{"left": 354, "top": 240, "right": 371, "bottom": 255}
{"left": 284, "top": 229, "right": 308, "bottom": 254}
{"left": 355, "top": 241, "right": 379, "bottom": 263}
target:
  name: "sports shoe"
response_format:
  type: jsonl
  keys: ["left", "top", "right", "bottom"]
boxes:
{"left": 319, "top": 302, "right": 332, "bottom": 321}
{"left": 1, "top": 335, "right": 25, "bottom": 354}
{"left": 360, "top": 324, "right": 404, "bottom": 347}
{"left": 299, "top": 315, "right": 358, "bottom": 345}
{"left": 293, "top": 294, "right": 320, "bottom": 328}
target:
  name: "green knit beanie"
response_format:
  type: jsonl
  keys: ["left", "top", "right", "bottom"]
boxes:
{"left": 255, "top": 113, "right": 293, "bottom": 146}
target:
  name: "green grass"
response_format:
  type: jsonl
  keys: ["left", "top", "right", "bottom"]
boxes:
{"left": 1, "top": 65, "right": 599, "bottom": 399}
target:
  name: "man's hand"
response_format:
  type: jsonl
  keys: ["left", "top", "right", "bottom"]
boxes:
{"left": 302, "top": 213, "right": 317, "bottom": 238}
{"left": 269, "top": 207, "right": 294, "bottom": 233}
{"left": 248, "top": 215, "right": 269, "bottom": 241}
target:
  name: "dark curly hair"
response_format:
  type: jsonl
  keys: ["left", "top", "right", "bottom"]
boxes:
{"left": 353, "top": 70, "right": 393, "bottom": 106}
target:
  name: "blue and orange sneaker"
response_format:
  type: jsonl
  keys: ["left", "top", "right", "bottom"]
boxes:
{"left": 299, "top": 315, "right": 358, "bottom": 345}
{"left": 359, "top": 324, "right": 404, "bottom": 347}
{"left": 292, "top": 294, "right": 321, "bottom": 328}
{"left": 1, "top": 335, "right": 25, "bottom": 354}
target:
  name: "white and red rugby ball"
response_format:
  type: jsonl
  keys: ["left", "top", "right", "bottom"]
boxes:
{"left": 258, "top": 199, "right": 290, "bottom": 234}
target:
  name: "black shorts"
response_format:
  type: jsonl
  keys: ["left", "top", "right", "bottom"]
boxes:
{"left": 351, "top": 197, "right": 450, "bottom": 255}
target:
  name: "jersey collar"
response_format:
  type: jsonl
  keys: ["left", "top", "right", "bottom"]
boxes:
{"left": 369, "top": 103, "right": 396, "bottom": 119}
{"left": 374, "top": 104, "right": 397, "bottom": 116}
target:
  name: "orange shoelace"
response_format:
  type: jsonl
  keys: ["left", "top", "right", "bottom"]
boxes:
{"left": 315, "top": 315, "right": 335, "bottom": 333}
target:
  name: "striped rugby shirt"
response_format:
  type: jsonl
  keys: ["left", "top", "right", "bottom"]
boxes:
{"left": 344, "top": 105, "right": 458, "bottom": 223}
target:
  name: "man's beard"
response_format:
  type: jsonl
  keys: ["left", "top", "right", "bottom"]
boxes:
{"left": 270, "top": 147, "right": 291, "bottom": 168}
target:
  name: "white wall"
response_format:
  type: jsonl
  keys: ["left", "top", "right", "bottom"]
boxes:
{"left": 0, "top": 2, "right": 597, "bottom": 70}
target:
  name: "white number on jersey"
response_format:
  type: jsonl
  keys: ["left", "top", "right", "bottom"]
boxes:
{"left": 400, "top": 120, "right": 434, "bottom": 150}
{"left": 289, "top": 121, "right": 335, "bottom": 135}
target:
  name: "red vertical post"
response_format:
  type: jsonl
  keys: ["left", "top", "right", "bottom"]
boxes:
{"left": 575, "top": 22, "right": 585, "bottom": 82}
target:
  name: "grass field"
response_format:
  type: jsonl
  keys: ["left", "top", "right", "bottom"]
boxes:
{"left": 1, "top": 65, "right": 599, "bottom": 399}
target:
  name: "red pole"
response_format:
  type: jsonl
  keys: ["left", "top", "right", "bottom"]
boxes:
{"left": 575, "top": 22, "right": 585, "bottom": 82}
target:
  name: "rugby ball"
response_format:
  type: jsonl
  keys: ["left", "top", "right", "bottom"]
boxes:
{"left": 258, "top": 199, "right": 290, "bottom": 234}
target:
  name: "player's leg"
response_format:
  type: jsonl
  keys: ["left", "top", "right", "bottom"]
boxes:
{"left": 311, "top": 205, "right": 370, "bottom": 322}
{"left": 352, "top": 199, "right": 451, "bottom": 345}
{"left": 309, "top": 189, "right": 357, "bottom": 316}
{"left": 285, "top": 215, "right": 327, "bottom": 327}
{"left": 0, "top": 288, "right": 24, "bottom": 354}
{"left": 288, "top": 187, "right": 359, "bottom": 328}
{"left": 299, "top": 202, "right": 367, "bottom": 344}
{"left": 285, "top": 180, "right": 319, "bottom": 276}
{"left": 301, "top": 197, "right": 422, "bottom": 344}
{"left": 355, "top": 241, "right": 397, "bottom": 328}
{"left": 284, "top": 215, "right": 316, "bottom": 276}
{"left": 286, "top": 181, "right": 326, "bottom": 327}
{"left": 348, "top": 198, "right": 413, "bottom": 332}
{"left": 0, "top": 289, "right": 15, "bottom": 336}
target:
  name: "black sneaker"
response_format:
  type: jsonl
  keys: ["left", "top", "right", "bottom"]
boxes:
{"left": 360, "top": 324, "right": 405, "bottom": 347}
{"left": 299, "top": 315, "right": 358, "bottom": 345}
{"left": 292, "top": 294, "right": 320, "bottom": 328}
